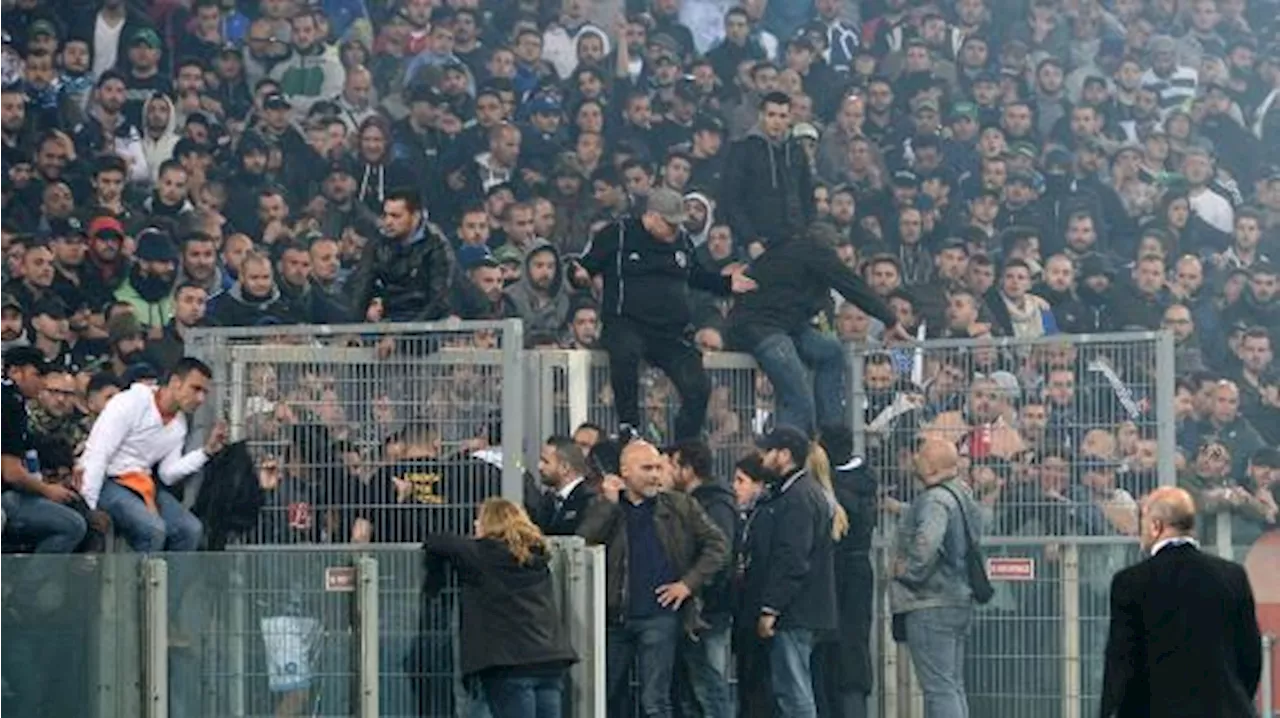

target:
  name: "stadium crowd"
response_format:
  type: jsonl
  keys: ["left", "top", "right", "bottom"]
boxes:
{"left": 2, "top": 0, "right": 1280, "bottom": 713}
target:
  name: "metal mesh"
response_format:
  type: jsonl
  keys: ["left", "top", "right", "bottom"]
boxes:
{"left": 185, "top": 321, "right": 525, "bottom": 546}
{"left": 851, "top": 332, "right": 1176, "bottom": 538}
{"left": 1, "top": 553, "right": 144, "bottom": 718}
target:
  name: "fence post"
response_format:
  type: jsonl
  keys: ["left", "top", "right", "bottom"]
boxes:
{"left": 355, "top": 555, "right": 379, "bottom": 718}
{"left": 1154, "top": 330, "right": 1177, "bottom": 489}
{"left": 1214, "top": 512, "right": 1234, "bottom": 561}
{"left": 142, "top": 558, "right": 169, "bottom": 718}
{"left": 228, "top": 354, "right": 246, "bottom": 443}
{"left": 566, "top": 350, "right": 591, "bottom": 434}
{"left": 580, "top": 544, "right": 607, "bottom": 718}
{"left": 228, "top": 552, "right": 248, "bottom": 717}
{"left": 501, "top": 320, "right": 527, "bottom": 502}
{"left": 847, "top": 344, "right": 866, "bottom": 459}
{"left": 1060, "top": 543, "right": 1081, "bottom": 718}
{"left": 1261, "top": 634, "right": 1274, "bottom": 718}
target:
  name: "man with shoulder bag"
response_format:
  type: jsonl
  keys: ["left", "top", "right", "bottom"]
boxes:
{"left": 890, "top": 439, "right": 992, "bottom": 718}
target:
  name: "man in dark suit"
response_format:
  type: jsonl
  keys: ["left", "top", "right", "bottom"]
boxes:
{"left": 1100, "top": 486, "right": 1262, "bottom": 718}
{"left": 534, "top": 435, "right": 596, "bottom": 535}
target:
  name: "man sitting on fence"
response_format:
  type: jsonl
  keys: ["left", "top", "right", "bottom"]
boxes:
{"left": 77, "top": 357, "right": 227, "bottom": 552}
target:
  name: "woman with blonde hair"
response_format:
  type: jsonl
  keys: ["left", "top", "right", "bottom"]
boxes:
{"left": 423, "top": 497, "right": 577, "bottom": 718}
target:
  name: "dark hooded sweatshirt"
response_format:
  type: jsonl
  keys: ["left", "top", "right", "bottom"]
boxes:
{"left": 720, "top": 124, "right": 814, "bottom": 247}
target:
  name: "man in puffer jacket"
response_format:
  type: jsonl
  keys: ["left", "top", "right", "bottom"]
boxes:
{"left": 348, "top": 190, "right": 453, "bottom": 323}
{"left": 720, "top": 91, "right": 814, "bottom": 257}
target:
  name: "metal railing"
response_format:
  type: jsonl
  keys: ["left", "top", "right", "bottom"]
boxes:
{"left": 0, "top": 539, "right": 605, "bottom": 718}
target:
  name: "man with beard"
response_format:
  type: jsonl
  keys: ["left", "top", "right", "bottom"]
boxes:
{"left": 103, "top": 313, "right": 149, "bottom": 378}
{"left": 505, "top": 244, "right": 570, "bottom": 337}
{"left": 2, "top": 295, "right": 28, "bottom": 350}
{"left": 140, "top": 94, "right": 179, "bottom": 183}
{"left": 533, "top": 435, "right": 597, "bottom": 535}
{"left": 82, "top": 217, "right": 131, "bottom": 303}
{"left": 145, "top": 283, "right": 208, "bottom": 373}
{"left": 316, "top": 159, "right": 379, "bottom": 240}
{"left": 144, "top": 160, "right": 194, "bottom": 220}
{"left": 451, "top": 249, "right": 515, "bottom": 320}
{"left": 44, "top": 219, "right": 92, "bottom": 311}
{"left": 72, "top": 71, "right": 148, "bottom": 184}
{"left": 211, "top": 251, "right": 297, "bottom": 327}
{"left": 913, "top": 238, "right": 970, "bottom": 330}
{"left": 87, "top": 156, "right": 140, "bottom": 231}
{"left": 1075, "top": 253, "right": 1119, "bottom": 332}
{"left": 114, "top": 229, "right": 178, "bottom": 329}
{"left": 271, "top": 11, "right": 346, "bottom": 115}
{"left": 1034, "top": 254, "right": 1090, "bottom": 332}
{"left": 224, "top": 132, "right": 272, "bottom": 236}
{"left": 177, "top": 232, "right": 229, "bottom": 299}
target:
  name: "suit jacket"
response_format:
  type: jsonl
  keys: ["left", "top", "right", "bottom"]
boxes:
{"left": 535, "top": 479, "right": 596, "bottom": 536}
{"left": 1099, "top": 542, "right": 1262, "bottom": 718}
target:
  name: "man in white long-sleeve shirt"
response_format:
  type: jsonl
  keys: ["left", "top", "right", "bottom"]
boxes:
{"left": 79, "top": 357, "right": 227, "bottom": 552}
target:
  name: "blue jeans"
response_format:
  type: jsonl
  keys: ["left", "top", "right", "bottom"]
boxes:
{"left": 770, "top": 627, "right": 817, "bottom": 718}
{"left": 606, "top": 613, "right": 680, "bottom": 717}
{"left": 905, "top": 606, "right": 973, "bottom": 718}
{"left": 681, "top": 619, "right": 732, "bottom": 718}
{"left": 750, "top": 328, "right": 846, "bottom": 436}
{"left": 481, "top": 671, "right": 563, "bottom": 718}
{"left": 98, "top": 480, "right": 203, "bottom": 552}
{"left": 1, "top": 490, "right": 87, "bottom": 553}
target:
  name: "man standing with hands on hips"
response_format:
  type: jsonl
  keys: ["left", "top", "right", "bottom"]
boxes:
{"left": 569, "top": 188, "right": 756, "bottom": 441}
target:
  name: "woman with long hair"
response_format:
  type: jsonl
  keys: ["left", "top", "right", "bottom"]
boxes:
{"left": 422, "top": 498, "right": 577, "bottom": 718}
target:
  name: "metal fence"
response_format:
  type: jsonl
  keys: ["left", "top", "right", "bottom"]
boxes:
{"left": 0, "top": 539, "right": 605, "bottom": 718}
{"left": 185, "top": 321, "right": 527, "bottom": 546}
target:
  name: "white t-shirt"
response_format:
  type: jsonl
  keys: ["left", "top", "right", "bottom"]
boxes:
{"left": 93, "top": 13, "right": 126, "bottom": 80}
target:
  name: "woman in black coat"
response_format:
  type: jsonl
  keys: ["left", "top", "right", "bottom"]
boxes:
{"left": 422, "top": 497, "right": 577, "bottom": 718}
{"left": 813, "top": 425, "right": 877, "bottom": 718}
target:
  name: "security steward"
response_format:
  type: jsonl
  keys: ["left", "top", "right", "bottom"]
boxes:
{"left": 569, "top": 188, "right": 756, "bottom": 441}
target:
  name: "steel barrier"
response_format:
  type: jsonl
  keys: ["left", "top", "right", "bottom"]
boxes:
{"left": 0, "top": 539, "right": 605, "bottom": 718}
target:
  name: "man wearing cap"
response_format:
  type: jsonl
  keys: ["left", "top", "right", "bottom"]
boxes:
{"left": 114, "top": 229, "right": 177, "bottom": 329}
{"left": 82, "top": 216, "right": 130, "bottom": 302}
{"left": 742, "top": 425, "right": 837, "bottom": 718}
{"left": 1143, "top": 35, "right": 1200, "bottom": 109}
{"left": 569, "top": 187, "right": 756, "bottom": 440}
{"left": 317, "top": 158, "right": 380, "bottom": 240}
{"left": 722, "top": 91, "right": 814, "bottom": 256}
{"left": 451, "top": 249, "right": 516, "bottom": 320}
{"left": 120, "top": 27, "right": 172, "bottom": 129}
{"left": 27, "top": 297, "right": 76, "bottom": 372}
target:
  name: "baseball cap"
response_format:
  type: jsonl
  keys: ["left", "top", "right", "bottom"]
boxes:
{"left": 2, "top": 294, "right": 21, "bottom": 313}
{"left": 646, "top": 188, "right": 687, "bottom": 226}
{"left": 88, "top": 216, "right": 125, "bottom": 241}
{"left": 756, "top": 425, "right": 811, "bottom": 464}
{"left": 913, "top": 98, "right": 940, "bottom": 115}
{"left": 457, "top": 245, "right": 496, "bottom": 270}
{"left": 263, "top": 92, "right": 292, "bottom": 111}
{"left": 28, "top": 19, "right": 58, "bottom": 40}
{"left": 492, "top": 244, "right": 523, "bottom": 266}
{"left": 130, "top": 27, "right": 163, "bottom": 49}
{"left": 792, "top": 122, "right": 820, "bottom": 141}
{"left": 949, "top": 101, "right": 978, "bottom": 122}
{"left": 46, "top": 217, "right": 86, "bottom": 239}
{"left": 892, "top": 170, "right": 920, "bottom": 188}
{"left": 30, "top": 297, "right": 68, "bottom": 320}
{"left": 1148, "top": 35, "right": 1177, "bottom": 54}
{"left": 527, "top": 94, "right": 562, "bottom": 116}
{"left": 693, "top": 114, "right": 725, "bottom": 134}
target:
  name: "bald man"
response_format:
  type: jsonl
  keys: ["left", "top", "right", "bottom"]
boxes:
{"left": 890, "top": 439, "right": 986, "bottom": 718}
{"left": 1099, "top": 487, "right": 1262, "bottom": 718}
{"left": 577, "top": 440, "right": 730, "bottom": 718}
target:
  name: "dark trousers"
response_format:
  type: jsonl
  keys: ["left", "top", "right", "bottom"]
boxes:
{"left": 602, "top": 317, "right": 710, "bottom": 441}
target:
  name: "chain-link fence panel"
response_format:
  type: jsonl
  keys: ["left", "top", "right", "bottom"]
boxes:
{"left": 186, "top": 321, "right": 525, "bottom": 546}
{"left": 850, "top": 332, "right": 1176, "bottom": 540}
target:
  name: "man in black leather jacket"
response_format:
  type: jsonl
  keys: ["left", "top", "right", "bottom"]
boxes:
{"left": 349, "top": 189, "right": 452, "bottom": 323}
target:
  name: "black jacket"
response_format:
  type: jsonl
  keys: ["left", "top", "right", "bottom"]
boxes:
{"left": 534, "top": 479, "right": 596, "bottom": 536}
{"left": 348, "top": 220, "right": 453, "bottom": 322}
{"left": 575, "top": 217, "right": 732, "bottom": 331}
{"left": 831, "top": 457, "right": 877, "bottom": 693}
{"left": 727, "top": 234, "right": 896, "bottom": 349}
{"left": 742, "top": 468, "right": 838, "bottom": 632}
{"left": 577, "top": 491, "right": 730, "bottom": 631}
{"left": 422, "top": 536, "right": 577, "bottom": 677}
{"left": 190, "top": 442, "right": 264, "bottom": 550}
{"left": 721, "top": 126, "right": 814, "bottom": 247}
{"left": 689, "top": 481, "right": 739, "bottom": 618}
{"left": 1100, "top": 543, "right": 1261, "bottom": 718}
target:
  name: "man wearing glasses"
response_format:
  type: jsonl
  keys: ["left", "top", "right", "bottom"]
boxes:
{"left": 569, "top": 187, "right": 756, "bottom": 440}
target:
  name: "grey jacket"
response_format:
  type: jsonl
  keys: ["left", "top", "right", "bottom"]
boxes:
{"left": 889, "top": 477, "right": 983, "bottom": 614}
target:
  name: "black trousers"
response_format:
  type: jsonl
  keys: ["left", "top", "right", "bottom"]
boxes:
{"left": 601, "top": 316, "right": 710, "bottom": 441}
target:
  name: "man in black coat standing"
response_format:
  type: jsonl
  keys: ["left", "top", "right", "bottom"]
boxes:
{"left": 671, "top": 439, "right": 738, "bottom": 718}
{"left": 569, "top": 188, "right": 756, "bottom": 440}
{"left": 1100, "top": 486, "right": 1262, "bottom": 718}
{"left": 534, "top": 435, "right": 596, "bottom": 536}
{"left": 745, "top": 426, "right": 838, "bottom": 718}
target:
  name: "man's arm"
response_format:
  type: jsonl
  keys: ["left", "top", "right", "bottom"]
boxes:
{"left": 347, "top": 238, "right": 379, "bottom": 317}
{"left": 157, "top": 443, "right": 211, "bottom": 486}
{"left": 894, "top": 496, "right": 948, "bottom": 589}
{"left": 0, "top": 455, "right": 50, "bottom": 495}
{"left": 687, "top": 258, "right": 733, "bottom": 295}
{"left": 574, "top": 222, "right": 621, "bottom": 277}
{"left": 575, "top": 497, "right": 622, "bottom": 545}
{"left": 78, "top": 391, "right": 139, "bottom": 510}
{"left": 677, "top": 497, "right": 729, "bottom": 592}
{"left": 414, "top": 235, "right": 453, "bottom": 321}
{"left": 1099, "top": 569, "right": 1141, "bottom": 718}
{"left": 811, "top": 243, "right": 898, "bottom": 327}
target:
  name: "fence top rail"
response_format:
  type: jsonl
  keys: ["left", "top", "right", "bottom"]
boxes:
{"left": 187, "top": 318, "right": 524, "bottom": 342}
{"left": 225, "top": 345, "right": 508, "bottom": 365}
{"left": 849, "top": 330, "right": 1165, "bottom": 354}
{"left": 537, "top": 348, "right": 762, "bottom": 370}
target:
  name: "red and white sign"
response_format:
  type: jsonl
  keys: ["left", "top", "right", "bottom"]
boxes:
{"left": 324, "top": 566, "right": 356, "bottom": 592}
{"left": 986, "top": 557, "right": 1036, "bottom": 581}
